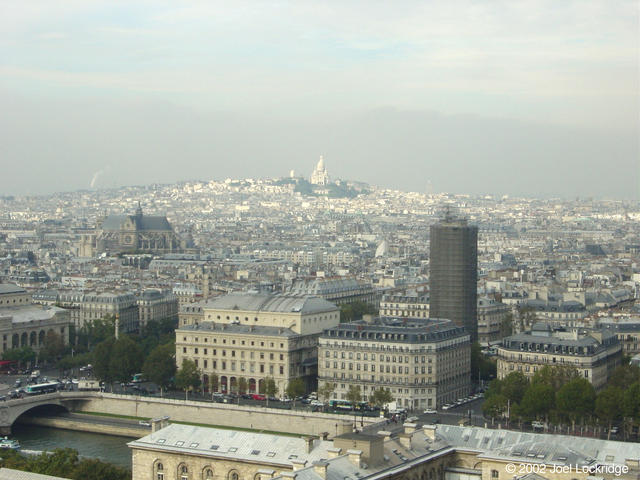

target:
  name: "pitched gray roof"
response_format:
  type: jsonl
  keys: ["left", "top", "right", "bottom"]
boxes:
{"left": 0, "top": 284, "right": 27, "bottom": 295}
{"left": 204, "top": 293, "right": 338, "bottom": 314}
{"left": 128, "top": 424, "right": 332, "bottom": 467}
{"left": 101, "top": 214, "right": 172, "bottom": 232}
{"left": 0, "top": 468, "right": 71, "bottom": 480}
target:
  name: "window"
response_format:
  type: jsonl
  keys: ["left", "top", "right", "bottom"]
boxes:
{"left": 205, "top": 469, "right": 214, "bottom": 480}
{"left": 229, "top": 471, "right": 240, "bottom": 480}
{"left": 491, "top": 470, "right": 499, "bottom": 479}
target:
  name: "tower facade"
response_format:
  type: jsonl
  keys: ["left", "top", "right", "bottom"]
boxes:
{"left": 429, "top": 211, "right": 478, "bottom": 342}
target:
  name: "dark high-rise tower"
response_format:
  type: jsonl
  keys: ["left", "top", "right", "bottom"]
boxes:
{"left": 429, "top": 210, "right": 478, "bottom": 342}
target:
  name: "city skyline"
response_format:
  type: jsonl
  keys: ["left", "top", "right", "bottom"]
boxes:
{"left": 1, "top": 1, "right": 638, "bottom": 199}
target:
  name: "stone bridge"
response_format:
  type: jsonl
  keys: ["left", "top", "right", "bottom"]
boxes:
{"left": 0, "top": 391, "right": 97, "bottom": 434}
{"left": 0, "top": 392, "right": 382, "bottom": 437}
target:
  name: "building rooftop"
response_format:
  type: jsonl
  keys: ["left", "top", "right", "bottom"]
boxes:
{"left": 177, "top": 322, "right": 298, "bottom": 337}
{"left": 322, "top": 318, "right": 468, "bottom": 343}
{"left": 204, "top": 293, "right": 338, "bottom": 314}
{"left": 0, "top": 304, "right": 67, "bottom": 324}
{"left": 128, "top": 423, "right": 332, "bottom": 467}
{"left": 0, "top": 284, "right": 27, "bottom": 295}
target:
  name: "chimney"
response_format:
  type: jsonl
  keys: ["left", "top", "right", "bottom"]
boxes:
{"left": 377, "top": 430, "right": 392, "bottom": 442}
{"left": 291, "top": 460, "right": 307, "bottom": 471}
{"left": 347, "top": 449, "right": 362, "bottom": 468}
{"left": 403, "top": 422, "right": 418, "bottom": 435}
{"left": 257, "top": 469, "right": 275, "bottom": 480}
{"left": 304, "top": 436, "right": 315, "bottom": 453}
{"left": 151, "top": 415, "right": 170, "bottom": 433}
{"left": 313, "top": 461, "right": 328, "bottom": 480}
{"left": 398, "top": 433, "right": 412, "bottom": 450}
{"left": 423, "top": 424, "right": 436, "bottom": 441}
{"left": 327, "top": 447, "right": 342, "bottom": 458}
{"left": 320, "top": 432, "right": 329, "bottom": 441}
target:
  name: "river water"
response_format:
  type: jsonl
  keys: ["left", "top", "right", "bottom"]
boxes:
{"left": 12, "top": 424, "right": 133, "bottom": 468}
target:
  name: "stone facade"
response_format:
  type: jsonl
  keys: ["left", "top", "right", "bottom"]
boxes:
{"left": 176, "top": 293, "right": 340, "bottom": 394}
{"left": 318, "top": 318, "right": 470, "bottom": 409}
{"left": 497, "top": 323, "right": 622, "bottom": 389}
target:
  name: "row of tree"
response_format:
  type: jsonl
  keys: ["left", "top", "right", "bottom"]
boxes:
{"left": 482, "top": 363, "right": 640, "bottom": 438}
{"left": 0, "top": 447, "right": 129, "bottom": 480}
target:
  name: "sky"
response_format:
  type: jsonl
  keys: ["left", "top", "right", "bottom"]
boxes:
{"left": 1, "top": 1, "right": 638, "bottom": 199}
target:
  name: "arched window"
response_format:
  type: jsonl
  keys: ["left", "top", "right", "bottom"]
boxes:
{"left": 491, "top": 470, "right": 499, "bottom": 479}
{"left": 154, "top": 461, "right": 164, "bottom": 480}
{"left": 178, "top": 464, "right": 189, "bottom": 480}
{"left": 204, "top": 468, "right": 214, "bottom": 480}
{"left": 228, "top": 470, "right": 240, "bottom": 480}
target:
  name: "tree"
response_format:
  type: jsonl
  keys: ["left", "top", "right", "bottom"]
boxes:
{"left": 339, "top": 301, "right": 377, "bottom": 323}
{"left": 142, "top": 343, "right": 176, "bottom": 396}
{"left": 595, "top": 386, "right": 624, "bottom": 439}
{"left": 263, "top": 376, "right": 278, "bottom": 406}
{"left": 622, "top": 381, "right": 640, "bottom": 440}
{"left": 500, "top": 372, "right": 529, "bottom": 405}
{"left": 2, "top": 346, "right": 36, "bottom": 368}
{"left": 471, "top": 342, "right": 497, "bottom": 382}
{"left": 482, "top": 393, "right": 508, "bottom": 421}
{"left": 237, "top": 377, "right": 248, "bottom": 394}
{"left": 41, "top": 331, "right": 66, "bottom": 363}
{"left": 556, "top": 377, "right": 595, "bottom": 429}
{"left": 345, "top": 385, "right": 362, "bottom": 407}
{"left": 317, "top": 382, "right": 336, "bottom": 403}
{"left": 108, "top": 336, "right": 143, "bottom": 383}
{"left": 608, "top": 363, "right": 640, "bottom": 389}
{"left": 175, "top": 359, "right": 201, "bottom": 399}
{"left": 92, "top": 338, "right": 116, "bottom": 383}
{"left": 286, "top": 378, "right": 306, "bottom": 403}
{"left": 369, "top": 387, "right": 393, "bottom": 409}
{"left": 209, "top": 374, "right": 219, "bottom": 393}
{"left": 518, "top": 382, "right": 555, "bottom": 421}
{"left": 532, "top": 365, "right": 579, "bottom": 390}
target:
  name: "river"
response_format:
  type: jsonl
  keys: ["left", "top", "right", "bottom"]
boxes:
{"left": 11, "top": 423, "right": 132, "bottom": 468}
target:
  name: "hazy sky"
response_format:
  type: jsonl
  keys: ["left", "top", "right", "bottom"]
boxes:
{"left": 1, "top": 1, "right": 638, "bottom": 199}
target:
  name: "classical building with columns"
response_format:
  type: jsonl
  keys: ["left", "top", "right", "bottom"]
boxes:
{"left": 175, "top": 292, "right": 340, "bottom": 394}
{"left": 0, "top": 284, "right": 70, "bottom": 354}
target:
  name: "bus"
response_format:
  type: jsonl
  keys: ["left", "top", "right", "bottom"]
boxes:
{"left": 328, "top": 400, "right": 373, "bottom": 411}
{"left": 131, "top": 373, "right": 145, "bottom": 384}
{"left": 26, "top": 382, "right": 59, "bottom": 395}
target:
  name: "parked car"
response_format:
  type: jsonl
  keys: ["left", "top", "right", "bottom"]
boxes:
{"left": 310, "top": 400, "right": 324, "bottom": 407}
{"left": 423, "top": 408, "right": 437, "bottom": 414}
{"left": 251, "top": 394, "right": 266, "bottom": 401}
{"left": 442, "top": 404, "right": 452, "bottom": 410}
{"left": 532, "top": 421, "right": 544, "bottom": 429}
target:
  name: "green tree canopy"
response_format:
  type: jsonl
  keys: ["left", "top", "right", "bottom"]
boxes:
{"left": 608, "top": 363, "right": 640, "bottom": 389}
{"left": 369, "top": 387, "right": 394, "bottom": 408}
{"left": 517, "top": 382, "right": 555, "bottom": 420}
{"left": 346, "top": 385, "right": 362, "bottom": 406}
{"left": 482, "top": 393, "right": 508, "bottom": 419}
{"left": 40, "top": 331, "right": 66, "bottom": 363}
{"left": 531, "top": 365, "right": 579, "bottom": 390}
{"left": 2, "top": 346, "right": 36, "bottom": 367}
{"left": 175, "top": 358, "right": 201, "bottom": 392}
{"left": 237, "top": 377, "right": 248, "bottom": 394}
{"left": 317, "top": 382, "right": 335, "bottom": 402}
{"left": 108, "top": 335, "right": 143, "bottom": 383}
{"left": 556, "top": 377, "right": 595, "bottom": 423}
{"left": 285, "top": 378, "right": 305, "bottom": 399}
{"left": 92, "top": 338, "right": 116, "bottom": 383}
{"left": 142, "top": 343, "right": 176, "bottom": 391}
{"left": 596, "top": 386, "right": 624, "bottom": 437}
{"left": 500, "top": 371, "right": 529, "bottom": 405}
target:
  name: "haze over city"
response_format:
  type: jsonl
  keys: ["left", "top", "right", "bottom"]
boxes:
{"left": 1, "top": 1, "right": 638, "bottom": 199}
